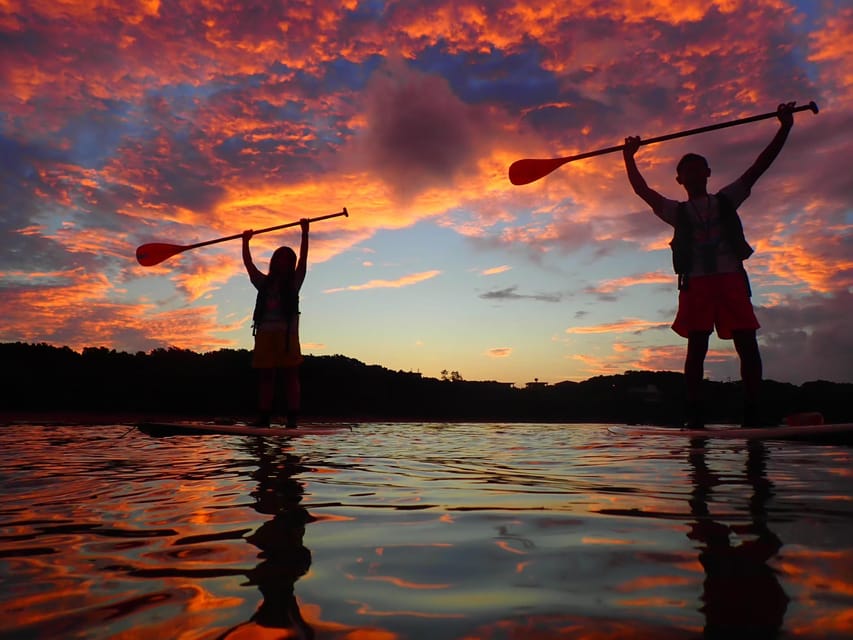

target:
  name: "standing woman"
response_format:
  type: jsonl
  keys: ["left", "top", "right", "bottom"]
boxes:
{"left": 242, "top": 218, "right": 310, "bottom": 428}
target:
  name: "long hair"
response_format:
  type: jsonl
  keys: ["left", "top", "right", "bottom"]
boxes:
{"left": 268, "top": 246, "right": 297, "bottom": 283}
{"left": 252, "top": 246, "right": 299, "bottom": 325}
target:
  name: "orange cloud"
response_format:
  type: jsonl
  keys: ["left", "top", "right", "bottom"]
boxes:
{"left": 808, "top": 6, "right": 853, "bottom": 100}
{"left": 481, "top": 265, "right": 511, "bottom": 276}
{"left": 566, "top": 319, "right": 670, "bottom": 334}
{"left": 0, "top": 267, "right": 235, "bottom": 353}
{"left": 172, "top": 255, "right": 240, "bottom": 302}
{"left": 588, "top": 271, "right": 674, "bottom": 295}
{"left": 760, "top": 232, "right": 853, "bottom": 294}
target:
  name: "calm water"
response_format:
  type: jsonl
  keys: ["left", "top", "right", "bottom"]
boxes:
{"left": 1, "top": 422, "right": 851, "bottom": 639}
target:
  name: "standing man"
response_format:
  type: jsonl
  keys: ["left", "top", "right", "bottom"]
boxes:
{"left": 622, "top": 102, "right": 796, "bottom": 428}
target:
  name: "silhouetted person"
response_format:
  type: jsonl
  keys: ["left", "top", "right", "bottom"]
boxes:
{"left": 623, "top": 103, "right": 796, "bottom": 427}
{"left": 242, "top": 219, "right": 310, "bottom": 428}
{"left": 687, "top": 439, "right": 788, "bottom": 637}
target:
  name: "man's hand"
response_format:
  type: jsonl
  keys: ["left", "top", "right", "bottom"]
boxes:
{"left": 739, "top": 102, "right": 796, "bottom": 189}
{"left": 242, "top": 229, "right": 254, "bottom": 242}
{"left": 777, "top": 102, "right": 795, "bottom": 129}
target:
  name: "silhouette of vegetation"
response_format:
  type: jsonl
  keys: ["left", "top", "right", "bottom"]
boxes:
{"left": 1, "top": 342, "right": 850, "bottom": 424}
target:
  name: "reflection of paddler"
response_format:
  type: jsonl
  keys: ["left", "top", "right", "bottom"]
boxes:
{"left": 220, "top": 442, "right": 315, "bottom": 639}
{"left": 244, "top": 507, "right": 314, "bottom": 636}
{"left": 687, "top": 438, "right": 788, "bottom": 637}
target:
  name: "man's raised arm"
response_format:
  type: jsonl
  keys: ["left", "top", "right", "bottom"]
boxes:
{"left": 623, "top": 135, "right": 665, "bottom": 213}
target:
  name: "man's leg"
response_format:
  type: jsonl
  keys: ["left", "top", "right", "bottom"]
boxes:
{"left": 733, "top": 329, "right": 764, "bottom": 426}
{"left": 685, "top": 331, "right": 711, "bottom": 427}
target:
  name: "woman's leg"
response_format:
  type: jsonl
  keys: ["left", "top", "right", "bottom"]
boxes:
{"left": 282, "top": 366, "right": 301, "bottom": 428}
{"left": 256, "top": 368, "right": 275, "bottom": 425}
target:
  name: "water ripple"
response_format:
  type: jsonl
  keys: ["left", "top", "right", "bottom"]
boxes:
{"left": 1, "top": 422, "right": 852, "bottom": 639}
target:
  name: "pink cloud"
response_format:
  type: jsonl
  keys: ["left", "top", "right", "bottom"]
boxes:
{"left": 324, "top": 270, "right": 442, "bottom": 293}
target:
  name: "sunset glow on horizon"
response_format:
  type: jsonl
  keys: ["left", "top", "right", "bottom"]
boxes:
{"left": 1, "top": 1, "right": 851, "bottom": 385}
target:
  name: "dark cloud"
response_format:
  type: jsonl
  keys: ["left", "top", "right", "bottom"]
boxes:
{"left": 355, "top": 57, "right": 496, "bottom": 202}
{"left": 480, "top": 286, "right": 562, "bottom": 303}
{"left": 758, "top": 291, "right": 853, "bottom": 384}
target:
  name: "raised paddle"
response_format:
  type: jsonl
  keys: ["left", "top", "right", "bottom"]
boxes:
{"left": 136, "top": 208, "right": 349, "bottom": 266}
{"left": 508, "top": 101, "right": 819, "bottom": 185}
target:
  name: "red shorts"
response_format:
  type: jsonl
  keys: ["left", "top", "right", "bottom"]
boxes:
{"left": 672, "top": 272, "right": 759, "bottom": 339}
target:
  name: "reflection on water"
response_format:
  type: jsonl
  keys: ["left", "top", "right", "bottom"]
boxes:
{"left": 0, "top": 422, "right": 851, "bottom": 639}
{"left": 220, "top": 440, "right": 315, "bottom": 639}
{"left": 687, "top": 439, "right": 788, "bottom": 638}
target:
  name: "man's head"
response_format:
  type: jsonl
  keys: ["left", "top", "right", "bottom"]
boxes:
{"left": 676, "top": 153, "right": 711, "bottom": 193}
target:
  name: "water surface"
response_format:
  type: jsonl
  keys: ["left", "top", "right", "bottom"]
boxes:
{"left": 1, "top": 422, "right": 851, "bottom": 639}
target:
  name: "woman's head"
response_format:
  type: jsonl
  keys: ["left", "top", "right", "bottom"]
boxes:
{"left": 269, "top": 246, "right": 297, "bottom": 277}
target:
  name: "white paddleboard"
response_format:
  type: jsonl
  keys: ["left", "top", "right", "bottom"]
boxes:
{"left": 136, "top": 421, "right": 354, "bottom": 437}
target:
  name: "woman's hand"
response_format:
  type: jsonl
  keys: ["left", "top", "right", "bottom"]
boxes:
{"left": 623, "top": 136, "right": 642, "bottom": 159}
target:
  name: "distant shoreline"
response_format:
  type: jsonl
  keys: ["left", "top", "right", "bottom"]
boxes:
{"left": 0, "top": 410, "right": 611, "bottom": 427}
{"left": 4, "top": 344, "right": 851, "bottom": 425}
{"left": 0, "top": 411, "right": 362, "bottom": 427}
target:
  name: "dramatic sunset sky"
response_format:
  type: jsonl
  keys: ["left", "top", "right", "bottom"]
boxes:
{"left": 2, "top": 1, "right": 851, "bottom": 385}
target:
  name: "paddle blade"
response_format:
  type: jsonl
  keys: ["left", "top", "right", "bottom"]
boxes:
{"left": 508, "top": 157, "right": 570, "bottom": 185}
{"left": 136, "top": 243, "right": 186, "bottom": 266}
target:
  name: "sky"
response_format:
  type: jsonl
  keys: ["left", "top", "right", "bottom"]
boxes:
{"left": 1, "top": 1, "right": 852, "bottom": 387}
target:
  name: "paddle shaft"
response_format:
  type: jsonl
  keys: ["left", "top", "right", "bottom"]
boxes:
{"left": 136, "top": 208, "right": 348, "bottom": 266}
{"left": 183, "top": 208, "right": 348, "bottom": 251}
{"left": 509, "top": 101, "right": 819, "bottom": 185}
{"left": 568, "top": 102, "right": 817, "bottom": 161}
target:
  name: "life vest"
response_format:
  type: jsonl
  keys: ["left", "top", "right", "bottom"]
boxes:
{"left": 670, "top": 192, "right": 754, "bottom": 292}
{"left": 251, "top": 277, "right": 299, "bottom": 336}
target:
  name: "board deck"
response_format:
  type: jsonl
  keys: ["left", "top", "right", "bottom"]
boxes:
{"left": 136, "top": 420, "right": 354, "bottom": 437}
{"left": 609, "top": 422, "right": 853, "bottom": 442}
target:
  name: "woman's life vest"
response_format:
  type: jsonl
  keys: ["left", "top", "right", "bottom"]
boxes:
{"left": 251, "top": 277, "right": 299, "bottom": 338}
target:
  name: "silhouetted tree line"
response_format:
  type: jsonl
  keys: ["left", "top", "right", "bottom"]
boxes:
{"left": 2, "top": 342, "right": 851, "bottom": 424}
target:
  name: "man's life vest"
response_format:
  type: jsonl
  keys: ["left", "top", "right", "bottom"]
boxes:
{"left": 670, "top": 192, "right": 754, "bottom": 292}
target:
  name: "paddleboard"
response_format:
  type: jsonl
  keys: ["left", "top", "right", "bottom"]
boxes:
{"left": 609, "top": 422, "right": 853, "bottom": 443}
{"left": 136, "top": 420, "right": 354, "bottom": 437}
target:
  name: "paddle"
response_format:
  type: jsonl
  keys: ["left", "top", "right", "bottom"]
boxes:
{"left": 508, "top": 101, "right": 819, "bottom": 185}
{"left": 136, "top": 208, "right": 349, "bottom": 266}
